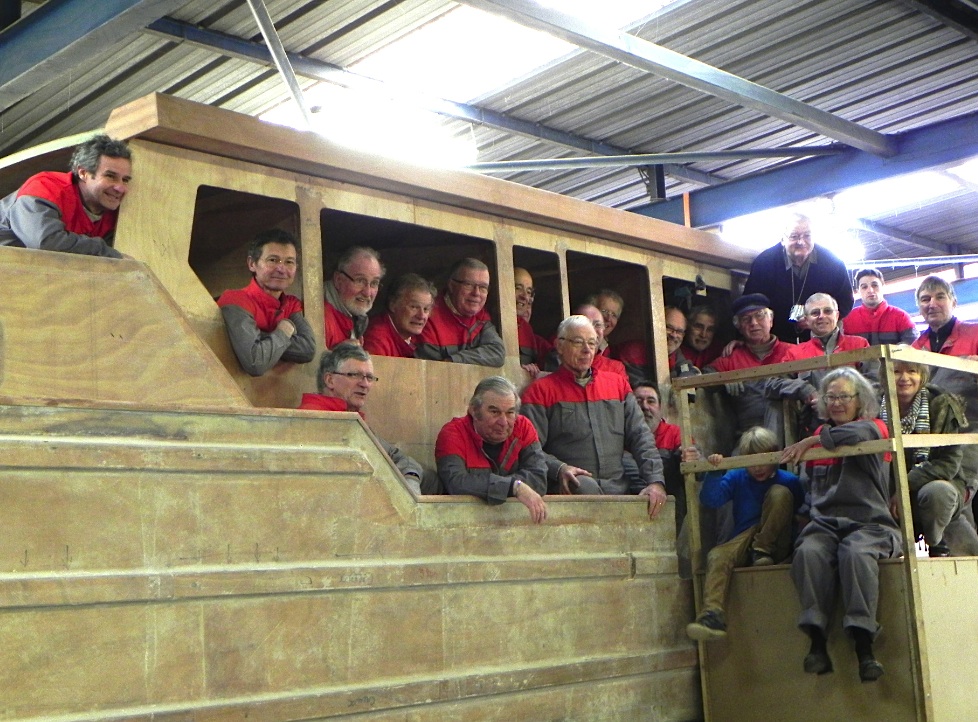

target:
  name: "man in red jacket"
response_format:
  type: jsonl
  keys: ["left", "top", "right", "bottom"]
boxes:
{"left": 436, "top": 376, "right": 548, "bottom": 523}
{"left": 217, "top": 229, "right": 316, "bottom": 376}
{"left": 0, "top": 134, "right": 132, "bottom": 257}
{"left": 299, "top": 344, "right": 423, "bottom": 493}
{"left": 362, "top": 273, "right": 436, "bottom": 358}
{"left": 324, "top": 246, "right": 385, "bottom": 348}
{"left": 844, "top": 268, "right": 918, "bottom": 346}
{"left": 416, "top": 257, "right": 505, "bottom": 366}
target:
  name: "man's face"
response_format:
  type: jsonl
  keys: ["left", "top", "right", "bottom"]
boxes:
{"left": 470, "top": 390, "right": 518, "bottom": 445}
{"left": 334, "top": 253, "right": 382, "bottom": 316}
{"left": 634, "top": 386, "right": 661, "bottom": 425}
{"left": 77, "top": 156, "right": 131, "bottom": 215}
{"left": 390, "top": 288, "right": 433, "bottom": 338}
{"left": 514, "top": 268, "right": 534, "bottom": 322}
{"left": 665, "top": 309, "right": 686, "bottom": 355}
{"left": 806, "top": 299, "right": 839, "bottom": 338}
{"left": 737, "top": 308, "right": 773, "bottom": 345}
{"left": 686, "top": 312, "right": 717, "bottom": 352}
{"left": 448, "top": 267, "right": 490, "bottom": 317}
{"left": 858, "top": 275, "right": 884, "bottom": 310}
{"left": 324, "top": 358, "right": 376, "bottom": 412}
{"left": 247, "top": 242, "right": 298, "bottom": 297}
{"left": 578, "top": 305, "right": 606, "bottom": 344}
{"left": 917, "top": 286, "right": 956, "bottom": 330}
{"left": 597, "top": 295, "right": 623, "bottom": 337}
{"left": 781, "top": 219, "right": 814, "bottom": 267}
{"left": 557, "top": 323, "right": 598, "bottom": 376}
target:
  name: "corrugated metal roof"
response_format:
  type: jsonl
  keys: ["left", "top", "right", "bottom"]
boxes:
{"left": 1, "top": 0, "right": 977, "bottom": 272}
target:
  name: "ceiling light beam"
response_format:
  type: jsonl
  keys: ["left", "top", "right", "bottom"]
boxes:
{"left": 456, "top": 0, "right": 897, "bottom": 158}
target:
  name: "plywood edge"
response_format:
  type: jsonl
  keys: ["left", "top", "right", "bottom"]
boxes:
{"left": 104, "top": 93, "right": 753, "bottom": 269}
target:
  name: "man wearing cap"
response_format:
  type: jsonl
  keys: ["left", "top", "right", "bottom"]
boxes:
{"left": 705, "top": 293, "right": 798, "bottom": 441}
{"left": 743, "top": 213, "right": 853, "bottom": 344}
{"left": 845, "top": 268, "right": 918, "bottom": 346}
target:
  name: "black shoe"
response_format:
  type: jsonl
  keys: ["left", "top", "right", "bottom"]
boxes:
{"left": 859, "top": 657, "right": 884, "bottom": 682}
{"left": 804, "top": 649, "right": 833, "bottom": 674}
{"left": 750, "top": 548, "right": 775, "bottom": 566}
{"left": 929, "top": 542, "right": 950, "bottom": 557}
{"left": 686, "top": 610, "right": 727, "bottom": 641}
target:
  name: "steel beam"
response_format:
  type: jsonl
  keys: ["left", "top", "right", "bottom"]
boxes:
{"left": 852, "top": 218, "right": 951, "bottom": 255}
{"left": 0, "top": 0, "right": 187, "bottom": 110}
{"left": 457, "top": 0, "right": 897, "bottom": 158}
{"left": 144, "top": 17, "right": 721, "bottom": 189}
{"left": 635, "top": 109, "right": 978, "bottom": 227}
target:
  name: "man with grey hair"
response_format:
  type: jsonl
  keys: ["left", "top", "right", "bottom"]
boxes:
{"left": 436, "top": 376, "right": 548, "bottom": 523}
{"left": 0, "top": 133, "right": 132, "bottom": 257}
{"left": 324, "top": 246, "right": 385, "bottom": 347}
{"left": 416, "top": 257, "right": 505, "bottom": 366}
{"left": 521, "top": 315, "right": 667, "bottom": 520}
{"left": 299, "top": 344, "right": 423, "bottom": 494}
{"left": 743, "top": 213, "right": 853, "bottom": 343}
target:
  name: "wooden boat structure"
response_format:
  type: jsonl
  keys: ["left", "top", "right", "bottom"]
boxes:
{"left": 0, "top": 93, "right": 974, "bottom": 720}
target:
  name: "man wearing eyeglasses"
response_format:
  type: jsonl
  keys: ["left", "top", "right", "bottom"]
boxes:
{"left": 217, "top": 229, "right": 316, "bottom": 377}
{"left": 436, "top": 376, "right": 548, "bottom": 523}
{"left": 521, "top": 315, "right": 667, "bottom": 520}
{"left": 515, "top": 267, "right": 552, "bottom": 375}
{"left": 416, "top": 257, "right": 505, "bottom": 366}
{"left": 324, "top": 246, "right": 385, "bottom": 348}
{"left": 585, "top": 289, "right": 625, "bottom": 357}
{"left": 743, "top": 214, "right": 853, "bottom": 344}
{"left": 705, "top": 294, "right": 798, "bottom": 442}
{"left": 299, "top": 344, "right": 424, "bottom": 494}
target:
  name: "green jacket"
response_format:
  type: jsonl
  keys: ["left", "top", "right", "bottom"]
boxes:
{"left": 906, "top": 386, "right": 969, "bottom": 496}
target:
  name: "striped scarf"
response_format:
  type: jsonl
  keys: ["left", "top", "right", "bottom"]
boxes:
{"left": 880, "top": 389, "right": 930, "bottom": 465}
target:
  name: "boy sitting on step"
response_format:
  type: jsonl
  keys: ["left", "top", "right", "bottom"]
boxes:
{"left": 686, "top": 426, "right": 805, "bottom": 641}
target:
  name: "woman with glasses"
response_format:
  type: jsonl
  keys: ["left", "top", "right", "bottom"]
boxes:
{"left": 882, "top": 359, "right": 978, "bottom": 557}
{"left": 780, "top": 367, "right": 900, "bottom": 683}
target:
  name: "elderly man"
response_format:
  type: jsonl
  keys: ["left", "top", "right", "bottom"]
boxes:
{"left": 681, "top": 305, "right": 723, "bottom": 368}
{"left": 515, "top": 267, "right": 552, "bottom": 374}
{"left": 743, "top": 213, "right": 853, "bottom": 343}
{"left": 324, "top": 246, "right": 385, "bottom": 347}
{"left": 216, "top": 229, "right": 316, "bottom": 376}
{"left": 0, "top": 134, "right": 132, "bottom": 258}
{"left": 706, "top": 294, "right": 797, "bottom": 441}
{"left": 912, "top": 276, "right": 978, "bottom": 520}
{"left": 586, "top": 289, "right": 625, "bottom": 355}
{"left": 844, "top": 268, "right": 918, "bottom": 346}
{"left": 299, "top": 345, "right": 424, "bottom": 493}
{"left": 521, "top": 315, "right": 667, "bottom": 519}
{"left": 436, "top": 376, "right": 549, "bottom": 523}
{"left": 575, "top": 303, "right": 630, "bottom": 384}
{"left": 416, "top": 257, "right": 505, "bottom": 366}
{"left": 665, "top": 306, "right": 699, "bottom": 377}
{"left": 363, "top": 273, "right": 436, "bottom": 358}
{"left": 632, "top": 382, "right": 686, "bottom": 529}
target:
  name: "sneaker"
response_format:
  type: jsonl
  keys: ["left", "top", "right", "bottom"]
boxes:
{"left": 750, "top": 548, "right": 775, "bottom": 567}
{"left": 928, "top": 542, "right": 950, "bottom": 558}
{"left": 859, "top": 657, "right": 884, "bottom": 682}
{"left": 686, "top": 610, "right": 727, "bottom": 642}
{"left": 804, "top": 650, "right": 833, "bottom": 675}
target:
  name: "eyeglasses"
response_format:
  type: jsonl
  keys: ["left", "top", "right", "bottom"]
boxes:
{"left": 338, "top": 269, "right": 381, "bottom": 291}
{"left": 331, "top": 371, "right": 380, "bottom": 383}
{"left": 591, "top": 320, "right": 606, "bottom": 330}
{"left": 559, "top": 337, "right": 598, "bottom": 351}
{"left": 807, "top": 306, "right": 836, "bottom": 317}
{"left": 787, "top": 232, "right": 812, "bottom": 242}
{"left": 823, "top": 393, "right": 856, "bottom": 404}
{"left": 451, "top": 278, "right": 490, "bottom": 294}
{"left": 600, "top": 309, "right": 620, "bottom": 321}
{"left": 515, "top": 283, "right": 535, "bottom": 300}
{"left": 258, "top": 255, "right": 297, "bottom": 268}
{"left": 665, "top": 324, "right": 686, "bottom": 336}
{"left": 737, "top": 310, "right": 769, "bottom": 325}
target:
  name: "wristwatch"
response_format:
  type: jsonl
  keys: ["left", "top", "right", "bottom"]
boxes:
{"left": 512, "top": 479, "right": 524, "bottom": 496}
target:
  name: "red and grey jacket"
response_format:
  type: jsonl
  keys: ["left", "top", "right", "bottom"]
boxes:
{"left": 298, "top": 393, "right": 423, "bottom": 481}
{"left": 913, "top": 318, "right": 978, "bottom": 431}
{"left": 217, "top": 278, "right": 315, "bottom": 376}
{"left": 843, "top": 301, "right": 918, "bottom": 346}
{"left": 435, "top": 414, "right": 547, "bottom": 504}
{"left": 521, "top": 365, "right": 663, "bottom": 494}
{"left": 416, "top": 294, "right": 505, "bottom": 366}
{"left": 363, "top": 313, "right": 417, "bottom": 358}
{"left": 0, "top": 171, "right": 121, "bottom": 257}
{"left": 517, "top": 316, "right": 552, "bottom": 366}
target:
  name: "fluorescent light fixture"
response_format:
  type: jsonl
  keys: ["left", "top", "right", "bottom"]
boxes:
{"left": 947, "top": 156, "right": 978, "bottom": 185}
